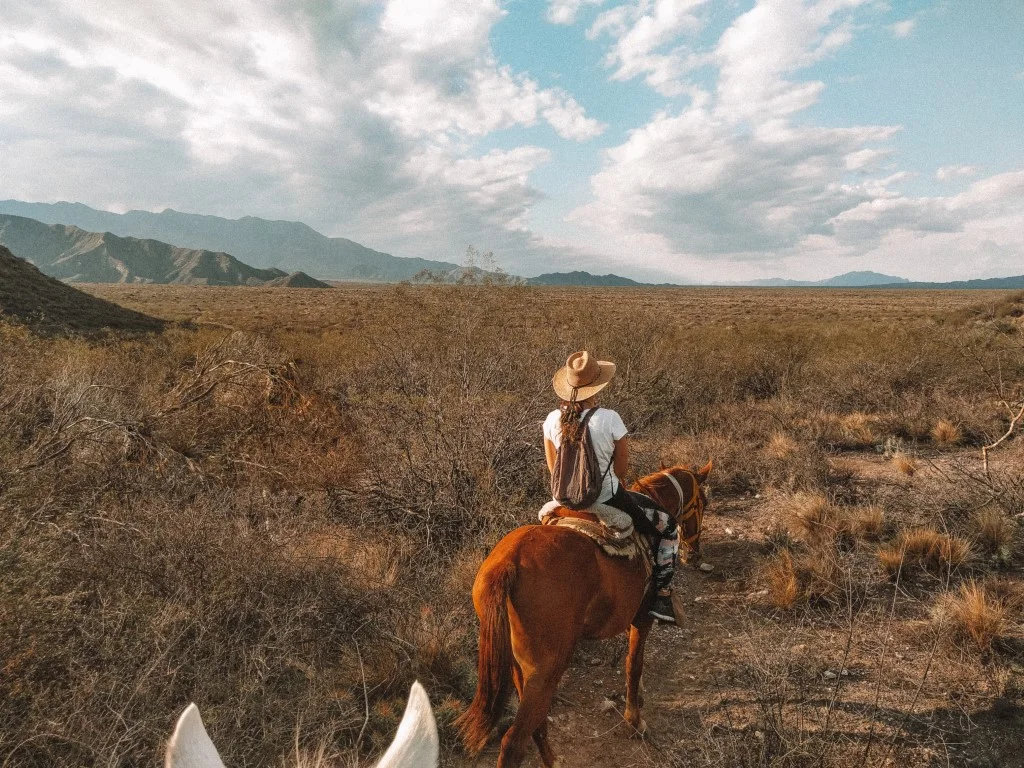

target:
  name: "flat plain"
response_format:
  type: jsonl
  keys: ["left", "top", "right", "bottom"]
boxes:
{"left": 2, "top": 283, "right": 1022, "bottom": 768}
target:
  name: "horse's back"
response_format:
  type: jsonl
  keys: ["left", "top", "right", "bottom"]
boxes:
{"left": 475, "top": 524, "right": 645, "bottom": 640}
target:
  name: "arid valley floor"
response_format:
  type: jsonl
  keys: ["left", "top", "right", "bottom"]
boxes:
{"left": 3, "top": 284, "right": 1022, "bottom": 767}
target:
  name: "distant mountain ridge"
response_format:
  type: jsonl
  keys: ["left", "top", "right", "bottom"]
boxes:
{"left": 0, "top": 214, "right": 328, "bottom": 287}
{"left": 0, "top": 200, "right": 461, "bottom": 281}
{"left": 744, "top": 271, "right": 910, "bottom": 287}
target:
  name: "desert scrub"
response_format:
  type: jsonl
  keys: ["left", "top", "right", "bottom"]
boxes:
{"left": 972, "top": 506, "right": 1017, "bottom": 566}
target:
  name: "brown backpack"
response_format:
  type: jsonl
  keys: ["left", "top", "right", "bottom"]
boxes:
{"left": 551, "top": 408, "right": 614, "bottom": 510}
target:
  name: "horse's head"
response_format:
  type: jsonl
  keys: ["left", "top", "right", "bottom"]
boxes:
{"left": 634, "top": 460, "right": 713, "bottom": 559}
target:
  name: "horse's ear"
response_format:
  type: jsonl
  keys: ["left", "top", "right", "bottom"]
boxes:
{"left": 696, "top": 460, "right": 713, "bottom": 483}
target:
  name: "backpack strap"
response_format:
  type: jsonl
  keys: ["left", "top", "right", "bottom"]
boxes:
{"left": 577, "top": 407, "right": 599, "bottom": 431}
{"left": 581, "top": 408, "right": 616, "bottom": 483}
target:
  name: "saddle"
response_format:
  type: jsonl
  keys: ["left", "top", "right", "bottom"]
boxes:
{"left": 538, "top": 500, "right": 654, "bottom": 581}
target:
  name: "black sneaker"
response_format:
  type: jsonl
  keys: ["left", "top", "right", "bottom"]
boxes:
{"left": 649, "top": 594, "right": 676, "bottom": 623}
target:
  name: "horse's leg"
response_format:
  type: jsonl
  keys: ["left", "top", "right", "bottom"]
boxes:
{"left": 498, "top": 668, "right": 564, "bottom": 768}
{"left": 624, "top": 618, "right": 653, "bottom": 735}
{"left": 532, "top": 718, "right": 558, "bottom": 768}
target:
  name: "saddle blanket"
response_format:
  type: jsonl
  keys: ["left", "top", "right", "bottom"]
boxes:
{"left": 538, "top": 501, "right": 652, "bottom": 578}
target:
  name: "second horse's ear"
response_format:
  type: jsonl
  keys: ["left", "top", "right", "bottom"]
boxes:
{"left": 696, "top": 460, "right": 713, "bottom": 483}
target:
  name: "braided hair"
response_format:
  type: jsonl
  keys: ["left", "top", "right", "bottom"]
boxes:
{"left": 559, "top": 394, "right": 596, "bottom": 443}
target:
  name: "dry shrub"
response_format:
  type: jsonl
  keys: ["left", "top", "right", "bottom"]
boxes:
{"left": 850, "top": 504, "right": 885, "bottom": 540}
{"left": 933, "top": 580, "right": 1012, "bottom": 652}
{"left": 931, "top": 419, "right": 962, "bottom": 446}
{"left": 972, "top": 506, "right": 1016, "bottom": 564}
{"left": 891, "top": 451, "right": 917, "bottom": 476}
{"left": 878, "top": 528, "right": 971, "bottom": 578}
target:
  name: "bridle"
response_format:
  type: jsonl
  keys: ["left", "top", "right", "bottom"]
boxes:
{"left": 659, "top": 469, "right": 706, "bottom": 553}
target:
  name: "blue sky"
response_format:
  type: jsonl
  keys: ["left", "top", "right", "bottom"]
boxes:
{"left": 1, "top": 0, "right": 1022, "bottom": 281}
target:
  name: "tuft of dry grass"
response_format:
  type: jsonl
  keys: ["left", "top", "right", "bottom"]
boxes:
{"left": 933, "top": 580, "right": 1010, "bottom": 652}
{"left": 850, "top": 504, "right": 885, "bottom": 540}
{"left": 878, "top": 528, "right": 971, "bottom": 577}
{"left": 891, "top": 451, "right": 917, "bottom": 476}
{"left": 761, "top": 545, "right": 844, "bottom": 609}
{"left": 784, "top": 492, "right": 848, "bottom": 545}
{"left": 972, "top": 506, "right": 1016, "bottom": 564}
{"left": 930, "top": 419, "right": 962, "bottom": 446}
{"left": 765, "top": 431, "right": 799, "bottom": 459}
{"left": 840, "top": 412, "right": 877, "bottom": 448}
{"left": 764, "top": 550, "right": 800, "bottom": 609}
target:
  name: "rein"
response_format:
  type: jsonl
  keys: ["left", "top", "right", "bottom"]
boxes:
{"left": 657, "top": 469, "right": 704, "bottom": 553}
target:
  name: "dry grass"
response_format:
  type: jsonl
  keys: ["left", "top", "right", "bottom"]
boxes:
{"left": 850, "top": 504, "right": 885, "bottom": 540}
{"left": 931, "top": 419, "right": 962, "bottom": 446}
{"left": 761, "top": 544, "right": 845, "bottom": 609}
{"left": 839, "top": 412, "right": 877, "bottom": 448}
{"left": 2, "top": 283, "right": 1023, "bottom": 766}
{"left": 972, "top": 506, "right": 1016, "bottom": 564}
{"left": 891, "top": 451, "right": 918, "bottom": 476}
{"left": 878, "top": 528, "right": 972, "bottom": 577}
{"left": 784, "top": 492, "right": 848, "bottom": 545}
{"left": 765, "top": 431, "right": 799, "bottom": 459}
{"left": 933, "top": 580, "right": 1013, "bottom": 652}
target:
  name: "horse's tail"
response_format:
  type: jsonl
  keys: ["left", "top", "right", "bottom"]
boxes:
{"left": 456, "top": 560, "right": 516, "bottom": 754}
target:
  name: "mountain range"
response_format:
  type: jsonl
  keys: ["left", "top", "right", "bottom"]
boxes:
{"left": 743, "top": 271, "right": 909, "bottom": 287}
{"left": 0, "top": 200, "right": 460, "bottom": 281}
{"left": 0, "top": 214, "right": 329, "bottom": 287}
{"left": 1, "top": 200, "right": 1021, "bottom": 289}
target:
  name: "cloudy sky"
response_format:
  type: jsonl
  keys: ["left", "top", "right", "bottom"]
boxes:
{"left": 1, "top": 0, "right": 1022, "bottom": 281}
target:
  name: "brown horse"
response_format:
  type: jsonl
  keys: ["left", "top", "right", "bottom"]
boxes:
{"left": 457, "top": 462, "right": 713, "bottom": 768}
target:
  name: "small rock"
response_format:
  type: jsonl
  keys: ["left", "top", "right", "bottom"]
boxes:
{"left": 724, "top": 527, "right": 735, "bottom": 536}
{"left": 790, "top": 644, "right": 806, "bottom": 654}
{"left": 699, "top": 562, "right": 715, "bottom": 573}
{"left": 600, "top": 698, "right": 616, "bottom": 713}
{"left": 755, "top": 730, "right": 765, "bottom": 740}
{"left": 823, "top": 670, "right": 838, "bottom": 680}
{"left": 588, "top": 657, "right": 602, "bottom": 666}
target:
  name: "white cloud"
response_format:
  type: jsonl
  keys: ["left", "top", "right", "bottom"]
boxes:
{"left": 889, "top": 18, "right": 916, "bottom": 38}
{"left": 569, "top": 0, "right": 1024, "bottom": 281}
{"left": 935, "top": 164, "right": 978, "bottom": 181}
{"left": 0, "top": 0, "right": 603, "bottom": 268}
{"left": 547, "top": 0, "right": 605, "bottom": 25}
{"left": 588, "top": 0, "right": 710, "bottom": 96}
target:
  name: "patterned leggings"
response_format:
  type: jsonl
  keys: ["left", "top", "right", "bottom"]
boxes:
{"left": 607, "top": 486, "right": 679, "bottom": 591}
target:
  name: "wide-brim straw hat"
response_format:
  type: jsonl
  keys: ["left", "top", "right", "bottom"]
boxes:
{"left": 552, "top": 351, "right": 616, "bottom": 402}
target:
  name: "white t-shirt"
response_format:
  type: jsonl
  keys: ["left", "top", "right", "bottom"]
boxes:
{"left": 543, "top": 407, "right": 628, "bottom": 504}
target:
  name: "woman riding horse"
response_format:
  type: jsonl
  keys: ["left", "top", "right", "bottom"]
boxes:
{"left": 456, "top": 351, "right": 712, "bottom": 768}
{"left": 544, "top": 350, "right": 680, "bottom": 622}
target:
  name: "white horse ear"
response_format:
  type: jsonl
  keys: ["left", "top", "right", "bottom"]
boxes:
{"left": 374, "top": 681, "right": 439, "bottom": 768}
{"left": 165, "top": 704, "right": 226, "bottom": 768}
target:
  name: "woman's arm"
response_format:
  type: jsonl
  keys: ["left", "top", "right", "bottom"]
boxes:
{"left": 613, "top": 436, "right": 629, "bottom": 480}
{"left": 545, "top": 439, "right": 557, "bottom": 473}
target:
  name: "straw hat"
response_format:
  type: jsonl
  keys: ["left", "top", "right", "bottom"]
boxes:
{"left": 552, "top": 351, "right": 616, "bottom": 402}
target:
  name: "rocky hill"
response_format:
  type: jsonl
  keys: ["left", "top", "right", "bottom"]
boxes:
{"left": 0, "top": 244, "right": 164, "bottom": 333}
{"left": 0, "top": 214, "right": 326, "bottom": 287}
{"left": 527, "top": 270, "right": 646, "bottom": 287}
{"left": 0, "top": 200, "right": 461, "bottom": 281}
